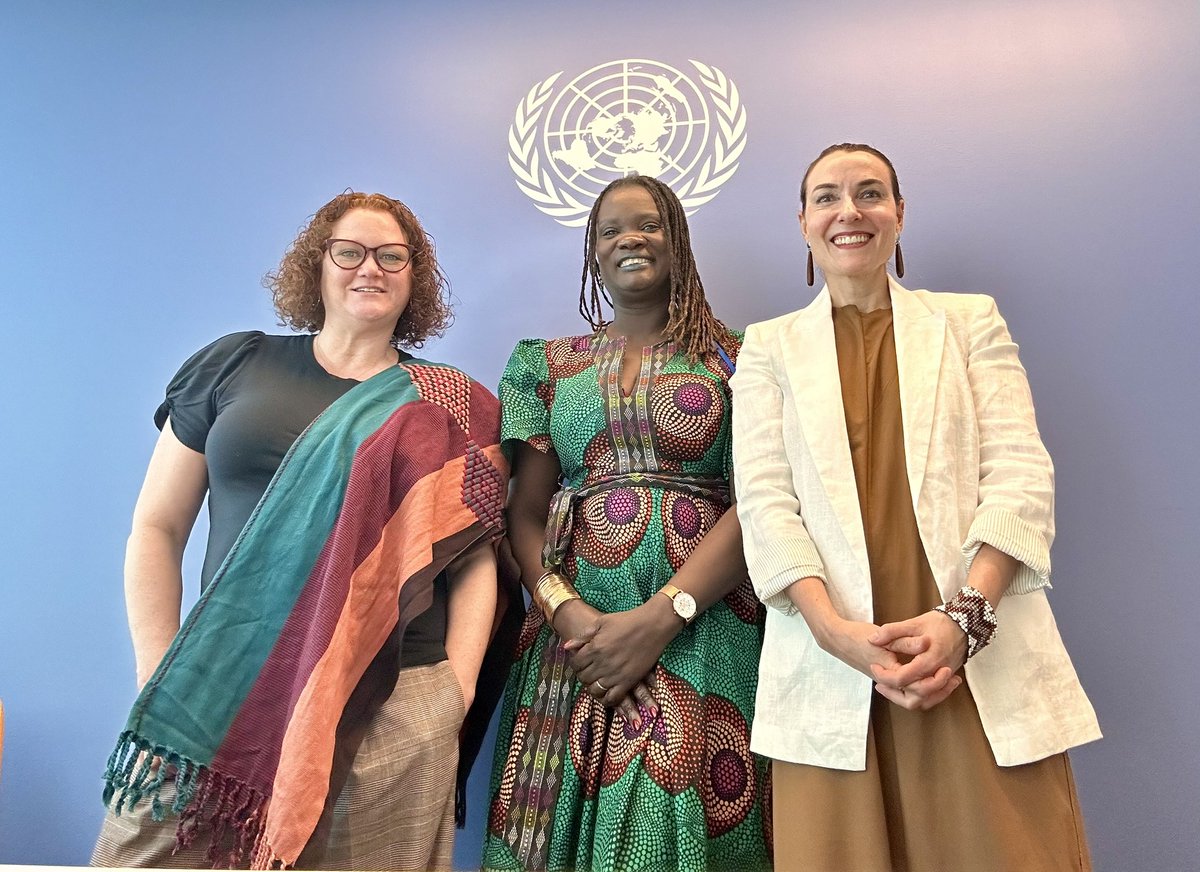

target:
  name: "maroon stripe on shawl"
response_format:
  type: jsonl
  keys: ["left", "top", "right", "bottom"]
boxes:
{"left": 467, "top": 378, "right": 501, "bottom": 451}
{"left": 209, "top": 400, "right": 471, "bottom": 789}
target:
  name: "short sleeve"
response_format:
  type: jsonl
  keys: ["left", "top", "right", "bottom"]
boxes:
{"left": 497, "top": 338, "right": 553, "bottom": 460}
{"left": 153, "top": 331, "right": 264, "bottom": 452}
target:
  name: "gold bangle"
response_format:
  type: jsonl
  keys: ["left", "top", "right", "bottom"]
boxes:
{"left": 535, "top": 571, "right": 576, "bottom": 614}
{"left": 543, "top": 585, "right": 582, "bottom": 625}
{"left": 532, "top": 570, "right": 581, "bottom": 627}
{"left": 530, "top": 570, "right": 561, "bottom": 613}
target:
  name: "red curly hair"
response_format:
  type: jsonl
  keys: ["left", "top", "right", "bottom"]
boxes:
{"left": 264, "top": 192, "right": 453, "bottom": 348}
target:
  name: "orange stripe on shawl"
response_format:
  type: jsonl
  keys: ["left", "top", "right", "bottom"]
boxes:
{"left": 259, "top": 444, "right": 504, "bottom": 865}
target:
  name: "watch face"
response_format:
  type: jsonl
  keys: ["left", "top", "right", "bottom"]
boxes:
{"left": 673, "top": 591, "right": 697, "bottom": 622}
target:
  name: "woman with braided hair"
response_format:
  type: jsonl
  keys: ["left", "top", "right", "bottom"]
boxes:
{"left": 482, "top": 175, "right": 772, "bottom": 872}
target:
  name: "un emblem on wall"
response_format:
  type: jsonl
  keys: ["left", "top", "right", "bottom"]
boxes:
{"left": 509, "top": 59, "right": 748, "bottom": 227}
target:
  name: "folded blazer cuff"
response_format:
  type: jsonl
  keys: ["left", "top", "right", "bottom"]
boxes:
{"left": 750, "top": 539, "right": 828, "bottom": 614}
{"left": 963, "top": 508, "right": 1052, "bottom": 596}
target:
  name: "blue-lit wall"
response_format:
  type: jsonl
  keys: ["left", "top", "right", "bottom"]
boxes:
{"left": 1, "top": 2, "right": 1196, "bottom": 869}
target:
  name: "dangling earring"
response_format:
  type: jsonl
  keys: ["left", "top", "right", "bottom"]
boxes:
{"left": 806, "top": 246, "right": 815, "bottom": 287}
{"left": 894, "top": 240, "right": 905, "bottom": 278}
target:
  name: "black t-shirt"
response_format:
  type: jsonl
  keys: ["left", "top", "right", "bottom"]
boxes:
{"left": 155, "top": 331, "right": 448, "bottom": 665}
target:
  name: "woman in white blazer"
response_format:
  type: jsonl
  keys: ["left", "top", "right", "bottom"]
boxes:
{"left": 731, "top": 143, "right": 1100, "bottom": 872}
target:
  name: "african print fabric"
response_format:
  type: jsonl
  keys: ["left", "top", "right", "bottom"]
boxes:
{"left": 100, "top": 361, "right": 511, "bottom": 869}
{"left": 483, "top": 333, "right": 772, "bottom": 872}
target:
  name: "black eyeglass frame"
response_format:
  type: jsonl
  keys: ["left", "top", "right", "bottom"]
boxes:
{"left": 323, "top": 238, "right": 416, "bottom": 273}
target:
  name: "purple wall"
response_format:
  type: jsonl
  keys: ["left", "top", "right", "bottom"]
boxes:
{"left": 1, "top": 2, "right": 1196, "bottom": 868}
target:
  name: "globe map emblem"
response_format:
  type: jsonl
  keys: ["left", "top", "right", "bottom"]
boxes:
{"left": 547, "top": 60, "right": 710, "bottom": 185}
{"left": 510, "top": 59, "right": 747, "bottom": 227}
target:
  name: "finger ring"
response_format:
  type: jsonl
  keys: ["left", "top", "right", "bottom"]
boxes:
{"left": 594, "top": 679, "right": 608, "bottom": 693}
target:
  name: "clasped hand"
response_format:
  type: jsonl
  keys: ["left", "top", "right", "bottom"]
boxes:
{"left": 867, "top": 610, "right": 968, "bottom": 710}
{"left": 824, "top": 611, "right": 967, "bottom": 711}
{"left": 556, "top": 599, "right": 676, "bottom": 727}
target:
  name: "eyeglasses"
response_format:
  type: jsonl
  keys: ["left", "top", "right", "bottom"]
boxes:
{"left": 324, "top": 239, "right": 415, "bottom": 273}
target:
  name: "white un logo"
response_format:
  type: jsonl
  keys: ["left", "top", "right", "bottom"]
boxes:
{"left": 509, "top": 59, "right": 748, "bottom": 227}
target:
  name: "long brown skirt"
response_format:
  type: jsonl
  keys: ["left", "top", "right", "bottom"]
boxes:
{"left": 772, "top": 692, "right": 1091, "bottom": 872}
{"left": 770, "top": 307, "right": 1091, "bottom": 872}
{"left": 91, "top": 660, "right": 464, "bottom": 870}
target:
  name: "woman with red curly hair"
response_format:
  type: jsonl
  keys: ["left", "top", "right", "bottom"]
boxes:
{"left": 93, "top": 192, "right": 518, "bottom": 870}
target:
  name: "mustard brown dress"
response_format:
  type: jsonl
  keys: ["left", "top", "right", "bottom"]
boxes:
{"left": 771, "top": 306, "right": 1091, "bottom": 872}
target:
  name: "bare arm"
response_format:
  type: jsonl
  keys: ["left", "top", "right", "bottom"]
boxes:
{"left": 506, "top": 441, "right": 608, "bottom": 643}
{"left": 444, "top": 538, "right": 499, "bottom": 712}
{"left": 783, "top": 575, "right": 902, "bottom": 681}
{"left": 124, "top": 419, "right": 208, "bottom": 689}
{"left": 505, "top": 442, "right": 566, "bottom": 597}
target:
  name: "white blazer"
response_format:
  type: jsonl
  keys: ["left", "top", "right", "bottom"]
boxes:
{"left": 731, "top": 279, "right": 1100, "bottom": 769}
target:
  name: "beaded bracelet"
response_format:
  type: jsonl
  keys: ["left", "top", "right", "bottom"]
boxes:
{"left": 933, "top": 586, "right": 998, "bottom": 659}
{"left": 532, "top": 570, "right": 582, "bottom": 627}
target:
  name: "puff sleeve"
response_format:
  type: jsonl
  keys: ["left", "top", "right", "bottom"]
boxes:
{"left": 497, "top": 338, "right": 553, "bottom": 460}
{"left": 153, "top": 331, "right": 264, "bottom": 452}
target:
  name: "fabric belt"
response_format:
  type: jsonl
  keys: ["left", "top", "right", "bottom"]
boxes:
{"left": 542, "top": 471, "right": 729, "bottom": 570}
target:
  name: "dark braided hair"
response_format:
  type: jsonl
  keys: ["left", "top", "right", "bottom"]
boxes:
{"left": 579, "top": 175, "right": 732, "bottom": 363}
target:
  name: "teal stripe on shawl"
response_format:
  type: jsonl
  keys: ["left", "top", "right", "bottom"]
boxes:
{"left": 120, "top": 362, "right": 423, "bottom": 771}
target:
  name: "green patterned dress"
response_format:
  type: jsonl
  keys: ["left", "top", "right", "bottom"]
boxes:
{"left": 482, "top": 332, "right": 772, "bottom": 872}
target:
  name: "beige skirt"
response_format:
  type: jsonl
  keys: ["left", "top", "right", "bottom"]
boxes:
{"left": 92, "top": 660, "right": 465, "bottom": 870}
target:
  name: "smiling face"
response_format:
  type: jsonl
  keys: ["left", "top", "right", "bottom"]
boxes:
{"left": 319, "top": 208, "right": 413, "bottom": 334}
{"left": 800, "top": 150, "right": 904, "bottom": 285}
{"left": 594, "top": 184, "right": 672, "bottom": 309}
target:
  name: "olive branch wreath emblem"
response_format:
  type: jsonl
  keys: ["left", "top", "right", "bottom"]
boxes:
{"left": 507, "top": 60, "right": 748, "bottom": 227}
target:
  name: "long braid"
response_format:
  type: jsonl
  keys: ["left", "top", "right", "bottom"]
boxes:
{"left": 578, "top": 176, "right": 731, "bottom": 363}
{"left": 578, "top": 212, "right": 611, "bottom": 329}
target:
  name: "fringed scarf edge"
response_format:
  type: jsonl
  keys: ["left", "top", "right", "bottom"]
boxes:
{"left": 103, "top": 729, "right": 274, "bottom": 867}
